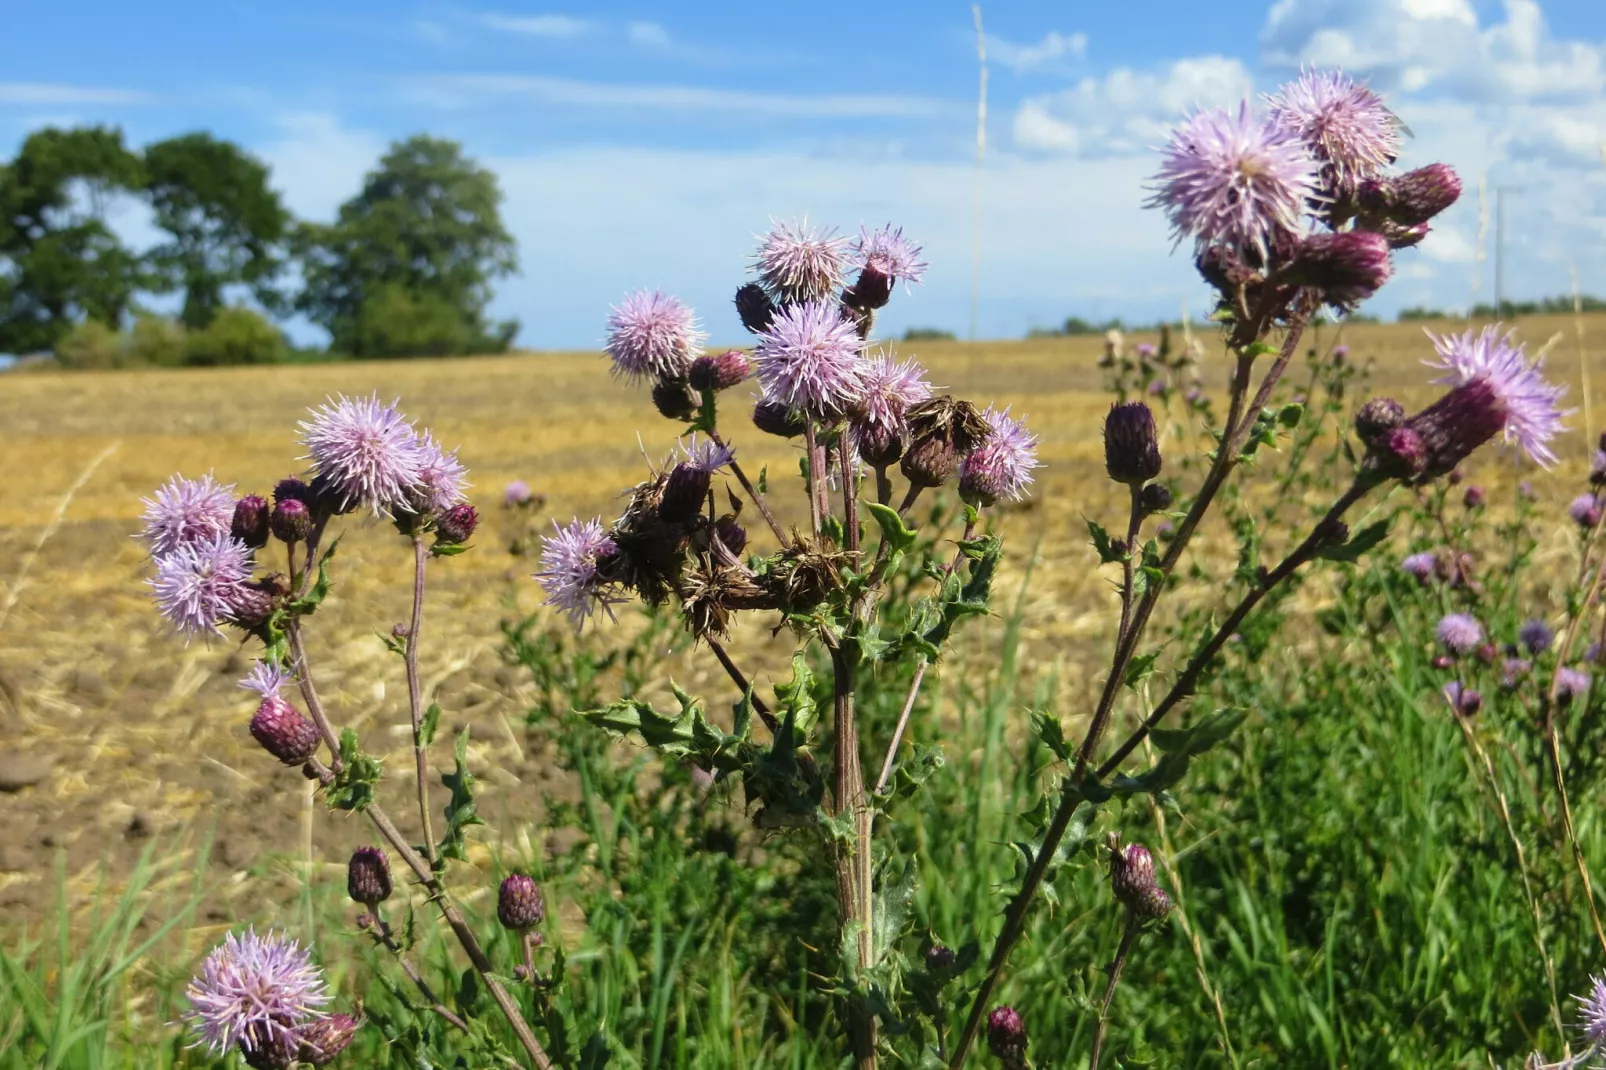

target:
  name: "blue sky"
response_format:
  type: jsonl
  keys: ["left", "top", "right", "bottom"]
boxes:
{"left": 4, "top": 0, "right": 1606, "bottom": 348}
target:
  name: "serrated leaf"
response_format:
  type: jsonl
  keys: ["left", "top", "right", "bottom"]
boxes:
{"left": 428, "top": 542, "right": 470, "bottom": 557}
{"left": 1032, "top": 710, "right": 1070, "bottom": 761}
{"left": 420, "top": 702, "right": 441, "bottom": 747}
{"left": 289, "top": 538, "right": 340, "bottom": 616}
{"left": 436, "top": 727, "right": 483, "bottom": 865}
{"left": 864, "top": 501, "right": 918, "bottom": 554}
{"left": 1242, "top": 341, "right": 1279, "bottom": 359}
{"left": 1150, "top": 707, "right": 1247, "bottom": 757}
{"left": 581, "top": 688, "right": 745, "bottom": 770}
{"left": 1278, "top": 402, "right": 1305, "bottom": 428}
{"left": 326, "top": 727, "right": 382, "bottom": 811}
{"left": 1086, "top": 518, "right": 1123, "bottom": 564}
{"left": 1124, "top": 651, "right": 1160, "bottom": 689}
{"left": 1318, "top": 518, "right": 1391, "bottom": 563}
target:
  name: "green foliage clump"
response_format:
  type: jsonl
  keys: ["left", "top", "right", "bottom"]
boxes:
{"left": 181, "top": 305, "right": 286, "bottom": 366}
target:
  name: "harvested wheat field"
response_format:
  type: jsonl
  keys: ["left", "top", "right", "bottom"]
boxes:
{"left": 2, "top": 314, "right": 1603, "bottom": 925}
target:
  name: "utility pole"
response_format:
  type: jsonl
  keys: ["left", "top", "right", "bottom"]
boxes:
{"left": 1494, "top": 186, "right": 1522, "bottom": 319}
{"left": 969, "top": 4, "right": 987, "bottom": 346}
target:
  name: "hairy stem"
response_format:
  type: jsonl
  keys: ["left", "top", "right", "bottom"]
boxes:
{"left": 804, "top": 420, "right": 824, "bottom": 538}
{"left": 406, "top": 536, "right": 439, "bottom": 869}
{"left": 831, "top": 643, "right": 878, "bottom": 1069}
{"left": 371, "top": 915, "right": 473, "bottom": 1035}
{"left": 1116, "top": 484, "right": 1144, "bottom": 646}
{"left": 711, "top": 429, "right": 787, "bottom": 546}
{"left": 1088, "top": 920, "right": 1141, "bottom": 1070}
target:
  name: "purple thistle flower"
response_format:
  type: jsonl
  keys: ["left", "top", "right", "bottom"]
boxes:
{"left": 184, "top": 928, "right": 330, "bottom": 1057}
{"left": 1424, "top": 326, "right": 1569, "bottom": 468}
{"left": 139, "top": 474, "right": 237, "bottom": 558}
{"left": 1571, "top": 494, "right": 1602, "bottom": 527}
{"left": 1146, "top": 101, "right": 1320, "bottom": 259}
{"left": 150, "top": 533, "right": 254, "bottom": 638}
{"left": 535, "top": 518, "right": 626, "bottom": 631}
{"left": 855, "top": 352, "right": 934, "bottom": 433}
{"left": 504, "top": 479, "right": 534, "bottom": 507}
{"left": 677, "top": 435, "right": 735, "bottom": 473}
{"left": 1135, "top": 342, "right": 1157, "bottom": 359}
{"left": 960, "top": 406, "right": 1042, "bottom": 506}
{"left": 300, "top": 395, "right": 427, "bottom": 516}
{"left": 240, "top": 660, "right": 294, "bottom": 700}
{"left": 1401, "top": 551, "right": 1438, "bottom": 581}
{"left": 753, "top": 219, "right": 849, "bottom": 303}
{"left": 1575, "top": 974, "right": 1606, "bottom": 1047}
{"left": 1502, "top": 657, "right": 1532, "bottom": 689}
{"left": 1557, "top": 667, "right": 1592, "bottom": 705}
{"left": 1518, "top": 619, "right": 1554, "bottom": 656}
{"left": 414, "top": 432, "right": 468, "bottom": 514}
{"left": 850, "top": 224, "right": 928, "bottom": 290}
{"left": 604, "top": 290, "right": 705, "bottom": 381}
{"left": 1436, "top": 612, "right": 1484, "bottom": 656}
{"left": 1265, "top": 69, "right": 1402, "bottom": 199}
{"left": 753, "top": 300, "right": 867, "bottom": 419}
{"left": 1442, "top": 680, "right": 1482, "bottom": 717}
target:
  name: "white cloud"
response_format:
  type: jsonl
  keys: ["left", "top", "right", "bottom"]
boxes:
{"left": 257, "top": 113, "right": 386, "bottom": 222}
{"left": 407, "top": 74, "right": 952, "bottom": 119}
{"left": 475, "top": 12, "right": 591, "bottom": 38}
{"left": 990, "top": 31, "right": 1088, "bottom": 72}
{"left": 0, "top": 82, "right": 156, "bottom": 106}
{"left": 627, "top": 21, "right": 672, "bottom": 49}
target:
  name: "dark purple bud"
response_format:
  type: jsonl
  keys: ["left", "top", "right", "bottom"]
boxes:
{"left": 347, "top": 846, "right": 392, "bottom": 906}
{"left": 498, "top": 873, "right": 546, "bottom": 931}
{"left": 714, "top": 516, "right": 748, "bottom": 556}
{"left": 270, "top": 498, "right": 312, "bottom": 544}
{"left": 306, "top": 471, "right": 356, "bottom": 517}
{"left": 232, "top": 495, "right": 271, "bottom": 549}
{"left": 1400, "top": 380, "right": 1507, "bottom": 482}
{"left": 1354, "top": 397, "right": 1406, "bottom": 446}
{"left": 753, "top": 399, "right": 806, "bottom": 438}
{"left": 1110, "top": 841, "right": 1173, "bottom": 920}
{"left": 1103, "top": 402, "right": 1163, "bottom": 486}
{"left": 297, "top": 1013, "right": 361, "bottom": 1066}
{"left": 1139, "top": 483, "right": 1173, "bottom": 515}
{"left": 1463, "top": 485, "right": 1485, "bottom": 509}
{"left": 848, "top": 265, "right": 893, "bottom": 310}
{"left": 273, "top": 477, "right": 313, "bottom": 507}
{"left": 689, "top": 350, "right": 754, "bottom": 392}
{"left": 1431, "top": 653, "right": 1455, "bottom": 670}
{"left": 435, "top": 503, "right": 479, "bottom": 545}
{"left": 900, "top": 434, "right": 959, "bottom": 489}
{"left": 855, "top": 421, "right": 905, "bottom": 467}
{"left": 1519, "top": 619, "right": 1554, "bottom": 656}
{"left": 226, "top": 582, "right": 278, "bottom": 630}
{"left": 986, "top": 1006, "right": 1029, "bottom": 1067}
{"left": 1363, "top": 164, "right": 1462, "bottom": 227}
{"left": 652, "top": 379, "right": 699, "bottom": 421}
{"left": 660, "top": 463, "right": 713, "bottom": 526}
{"left": 1290, "top": 231, "right": 1392, "bottom": 308}
{"left": 735, "top": 282, "right": 776, "bottom": 334}
{"left": 1447, "top": 468, "right": 1464, "bottom": 486}
{"left": 925, "top": 944, "right": 957, "bottom": 972}
{"left": 241, "top": 1026, "right": 300, "bottom": 1069}
{"left": 250, "top": 697, "right": 321, "bottom": 765}
{"left": 1195, "top": 244, "right": 1257, "bottom": 295}
{"left": 1476, "top": 642, "right": 1498, "bottom": 665}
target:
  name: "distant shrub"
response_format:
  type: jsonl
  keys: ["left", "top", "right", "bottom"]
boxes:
{"left": 340, "top": 283, "right": 517, "bottom": 359}
{"left": 902, "top": 327, "right": 956, "bottom": 342}
{"left": 183, "top": 306, "right": 287, "bottom": 366}
{"left": 126, "top": 314, "right": 188, "bottom": 367}
{"left": 53, "top": 320, "right": 123, "bottom": 369}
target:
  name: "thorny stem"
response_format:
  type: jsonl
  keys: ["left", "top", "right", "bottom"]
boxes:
{"left": 406, "top": 536, "right": 439, "bottom": 869}
{"left": 1088, "top": 919, "right": 1141, "bottom": 1070}
{"left": 830, "top": 644, "right": 878, "bottom": 1069}
{"left": 370, "top": 915, "right": 473, "bottom": 1035}
{"left": 711, "top": 429, "right": 787, "bottom": 546}
{"left": 949, "top": 298, "right": 1320, "bottom": 1068}
{"left": 1116, "top": 483, "right": 1144, "bottom": 646}
{"left": 706, "top": 635, "right": 780, "bottom": 734}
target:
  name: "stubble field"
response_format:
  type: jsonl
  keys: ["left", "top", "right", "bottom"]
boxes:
{"left": 2, "top": 313, "right": 1603, "bottom": 929}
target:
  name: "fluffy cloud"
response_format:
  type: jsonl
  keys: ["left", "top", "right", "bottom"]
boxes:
{"left": 990, "top": 31, "right": 1088, "bottom": 72}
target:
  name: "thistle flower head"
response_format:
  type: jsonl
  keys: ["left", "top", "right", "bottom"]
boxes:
{"left": 497, "top": 873, "right": 546, "bottom": 930}
{"left": 960, "top": 406, "right": 1042, "bottom": 506}
{"left": 1519, "top": 619, "right": 1554, "bottom": 656}
{"left": 1571, "top": 493, "right": 1601, "bottom": 527}
{"left": 1424, "top": 326, "right": 1569, "bottom": 468}
{"left": 184, "top": 928, "right": 330, "bottom": 1057}
{"left": 535, "top": 518, "right": 626, "bottom": 630}
{"left": 1104, "top": 401, "right": 1163, "bottom": 485}
{"left": 150, "top": 533, "right": 254, "bottom": 638}
{"left": 1437, "top": 612, "right": 1484, "bottom": 656}
{"left": 753, "top": 300, "right": 867, "bottom": 419}
{"left": 1401, "top": 551, "right": 1438, "bottom": 581}
{"left": 139, "top": 474, "right": 237, "bottom": 557}
{"left": 854, "top": 352, "right": 933, "bottom": 433}
{"left": 986, "top": 1005, "right": 1029, "bottom": 1067}
{"left": 1443, "top": 680, "right": 1482, "bottom": 717}
{"left": 504, "top": 479, "right": 534, "bottom": 507}
{"left": 1147, "top": 101, "right": 1320, "bottom": 259}
{"left": 848, "top": 224, "right": 928, "bottom": 308}
{"left": 1557, "top": 667, "right": 1592, "bottom": 705}
{"left": 677, "top": 434, "right": 736, "bottom": 474}
{"left": 1265, "top": 69, "right": 1402, "bottom": 198}
{"left": 240, "top": 660, "right": 294, "bottom": 700}
{"left": 300, "top": 394, "right": 427, "bottom": 516}
{"left": 605, "top": 290, "right": 705, "bottom": 381}
{"left": 1574, "top": 973, "right": 1606, "bottom": 1047}
{"left": 414, "top": 432, "right": 469, "bottom": 514}
{"left": 753, "top": 219, "right": 849, "bottom": 303}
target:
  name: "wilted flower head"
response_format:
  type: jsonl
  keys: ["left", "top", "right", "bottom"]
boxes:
{"left": 1147, "top": 101, "right": 1320, "bottom": 259}
{"left": 753, "top": 219, "right": 848, "bottom": 303}
{"left": 1574, "top": 973, "right": 1606, "bottom": 1047}
{"left": 854, "top": 352, "right": 933, "bottom": 433}
{"left": 1424, "top": 326, "right": 1568, "bottom": 468}
{"left": 1401, "top": 551, "right": 1437, "bottom": 581}
{"left": 1265, "top": 69, "right": 1401, "bottom": 199}
{"left": 184, "top": 928, "right": 330, "bottom": 1056}
{"left": 1519, "top": 619, "right": 1554, "bottom": 656}
{"left": 536, "top": 518, "right": 626, "bottom": 630}
{"left": 300, "top": 395, "right": 427, "bottom": 515}
{"left": 139, "top": 474, "right": 237, "bottom": 558}
{"left": 150, "top": 533, "right": 254, "bottom": 638}
{"left": 1437, "top": 612, "right": 1484, "bottom": 656}
{"left": 753, "top": 300, "right": 866, "bottom": 418}
{"left": 960, "top": 406, "right": 1042, "bottom": 506}
{"left": 240, "top": 660, "right": 294, "bottom": 699}
{"left": 414, "top": 432, "right": 468, "bottom": 514}
{"left": 605, "top": 290, "right": 705, "bottom": 381}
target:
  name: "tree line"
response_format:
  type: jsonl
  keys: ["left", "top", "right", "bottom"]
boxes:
{"left": 0, "top": 126, "right": 519, "bottom": 363}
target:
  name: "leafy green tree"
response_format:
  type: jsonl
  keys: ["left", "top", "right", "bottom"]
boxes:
{"left": 0, "top": 126, "right": 147, "bottom": 354}
{"left": 294, "top": 135, "right": 518, "bottom": 357}
{"left": 143, "top": 133, "right": 290, "bottom": 329}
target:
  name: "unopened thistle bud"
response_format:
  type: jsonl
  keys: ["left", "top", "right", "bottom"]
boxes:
{"left": 734, "top": 282, "right": 776, "bottom": 334}
{"left": 270, "top": 498, "right": 312, "bottom": 544}
{"left": 1444, "top": 681, "right": 1482, "bottom": 717}
{"left": 1401, "top": 379, "right": 1509, "bottom": 482}
{"left": 660, "top": 463, "right": 712, "bottom": 526}
{"left": 1354, "top": 397, "right": 1405, "bottom": 445}
{"left": 497, "top": 874, "right": 546, "bottom": 931}
{"left": 855, "top": 420, "right": 904, "bottom": 467}
{"left": 273, "top": 477, "right": 312, "bottom": 507}
{"left": 242, "top": 1029, "right": 301, "bottom": 1069}
{"left": 249, "top": 697, "right": 321, "bottom": 765}
{"left": 1360, "top": 163, "right": 1462, "bottom": 227}
{"left": 1110, "top": 840, "right": 1173, "bottom": 919}
{"left": 297, "top": 1013, "right": 361, "bottom": 1066}
{"left": 900, "top": 434, "right": 959, "bottom": 488}
{"left": 847, "top": 264, "right": 893, "bottom": 310}
{"left": 1139, "top": 483, "right": 1173, "bottom": 515}
{"left": 227, "top": 581, "right": 278, "bottom": 630}
{"left": 752, "top": 399, "right": 806, "bottom": 438}
{"left": 1289, "top": 231, "right": 1392, "bottom": 308}
{"left": 714, "top": 516, "right": 748, "bottom": 556}
{"left": 305, "top": 471, "right": 357, "bottom": 518}
{"left": 1463, "top": 485, "right": 1484, "bottom": 509}
{"left": 652, "top": 379, "right": 699, "bottom": 421}
{"left": 986, "top": 1006, "right": 1029, "bottom": 1068}
{"left": 232, "top": 495, "right": 271, "bottom": 549}
{"left": 925, "top": 944, "right": 957, "bottom": 972}
{"left": 1103, "top": 402, "right": 1163, "bottom": 485}
{"left": 435, "top": 503, "right": 478, "bottom": 545}
{"left": 688, "top": 350, "right": 753, "bottom": 392}
{"left": 346, "top": 847, "right": 392, "bottom": 907}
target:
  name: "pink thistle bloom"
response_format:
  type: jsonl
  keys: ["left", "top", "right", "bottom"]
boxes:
{"left": 1557, "top": 667, "right": 1592, "bottom": 705}
{"left": 150, "top": 533, "right": 254, "bottom": 639}
{"left": 677, "top": 435, "right": 735, "bottom": 473}
{"left": 1400, "top": 551, "right": 1437, "bottom": 581}
{"left": 1265, "top": 69, "right": 1402, "bottom": 199}
{"left": 754, "top": 300, "right": 867, "bottom": 419}
{"left": 139, "top": 474, "right": 237, "bottom": 558}
{"left": 1575, "top": 973, "right": 1606, "bottom": 1047}
{"left": 239, "top": 660, "right": 294, "bottom": 699}
{"left": 1436, "top": 612, "right": 1483, "bottom": 656}
{"left": 850, "top": 224, "right": 928, "bottom": 289}
{"left": 504, "top": 479, "right": 534, "bottom": 507}
{"left": 1571, "top": 494, "right": 1602, "bottom": 527}
{"left": 960, "top": 406, "right": 1042, "bottom": 506}
{"left": 754, "top": 219, "right": 849, "bottom": 303}
{"left": 300, "top": 395, "right": 427, "bottom": 515}
{"left": 414, "top": 431, "right": 469, "bottom": 514}
{"left": 184, "top": 927, "right": 330, "bottom": 1057}
{"left": 535, "top": 518, "right": 626, "bottom": 631}
{"left": 1147, "top": 101, "right": 1320, "bottom": 259}
{"left": 855, "top": 352, "right": 933, "bottom": 433}
{"left": 605, "top": 290, "right": 705, "bottom": 381}
{"left": 1424, "top": 326, "right": 1569, "bottom": 468}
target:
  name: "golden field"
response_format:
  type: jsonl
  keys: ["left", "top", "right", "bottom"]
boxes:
{"left": 2, "top": 313, "right": 1605, "bottom": 923}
